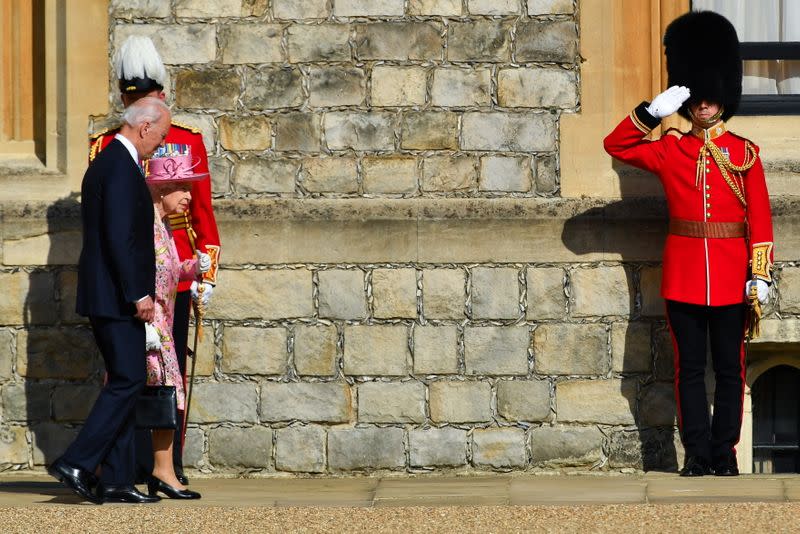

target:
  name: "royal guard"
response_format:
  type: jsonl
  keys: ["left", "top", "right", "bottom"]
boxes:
{"left": 604, "top": 11, "right": 773, "bottom": 476}
{"left": 89, "top": 36, "right": 220, "bottom": 485}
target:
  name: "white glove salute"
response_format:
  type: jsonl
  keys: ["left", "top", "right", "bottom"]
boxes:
{"left": 196, "top": 252, "right": 212, "bottom": 275}
{"left": 145, "top": 322, "right": 162, "bottom": 351}
{"left": 745, "top": 279, "right": 769, "bottom": 305}
{"left": 191, "top": 280, "right": 214, "bottom": 306}
{"left": 646, "top": 85, "right": 691, "bottom": 119}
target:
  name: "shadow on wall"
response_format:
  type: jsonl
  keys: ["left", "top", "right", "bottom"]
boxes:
{"left": 23, "top": 193, "right": 102, "bottom": 468}
{"left": 560, "top": 163, "right": 680, "bottom": 472}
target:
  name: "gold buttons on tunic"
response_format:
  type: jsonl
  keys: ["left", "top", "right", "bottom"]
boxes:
{"left": 706, "top": 185, "right": 711, "bottom": 190}
{"left": 707, "top": 212, "right": 712, "bottom": 218}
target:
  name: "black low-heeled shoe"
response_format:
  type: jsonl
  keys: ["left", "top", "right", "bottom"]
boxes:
{"left": 174, "top": 466, "right": 189, "bottom": 486}
{"left": 147, "top": 475, "right": 201, "bottom": 499}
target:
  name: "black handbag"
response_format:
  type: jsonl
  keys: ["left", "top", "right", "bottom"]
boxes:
{"left": 135, "top": 385, "right": 178, "bottom": 429}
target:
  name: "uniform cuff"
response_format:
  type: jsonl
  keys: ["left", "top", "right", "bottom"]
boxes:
{"left": 630, "top": 101, "right": 661, "bottom": 133}
{"left": 751, "top": 242, "right": 774, "bottom": 283}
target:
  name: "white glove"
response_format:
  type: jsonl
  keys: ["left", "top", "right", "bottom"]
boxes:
{"left": 191, "top": 280, "right": 214, "bottom": 306}
{"left": 196, "top": 252, "right": 212, "bottom": 274}
{"left": 145, "top": 322, "right": 162, "bottom": 351}
{"left": 646, "top": 85, "right": 691, "bottom": 119}
{"left": 745, "top": 279, "right": 769, "bottom": 305}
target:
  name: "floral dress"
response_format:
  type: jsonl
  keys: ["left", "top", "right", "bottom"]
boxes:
{"left": 146, "top": 213, "right": 197, "bottom": 411}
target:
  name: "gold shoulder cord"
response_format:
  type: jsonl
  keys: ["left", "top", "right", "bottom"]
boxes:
{"left": 696, "top": 139, "right": 758, "bottom": 207}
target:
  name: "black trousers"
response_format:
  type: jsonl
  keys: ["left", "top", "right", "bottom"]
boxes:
{"left": 63, "top": 316, "right": 146, "bottom": 485}
{"left": 666, "top": 300, "right": 747, "bottom": 463}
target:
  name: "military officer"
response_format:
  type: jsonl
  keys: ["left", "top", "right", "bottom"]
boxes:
{"left": 89, "top": 35, "right": 220, "bottom": 485}
{"left": 604, "top": 11, "right": 773, "bottom": 477}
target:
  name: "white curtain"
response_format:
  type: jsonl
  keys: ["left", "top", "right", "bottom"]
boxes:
{"left": 693, "top": 0, "right": 800, "bottom": 94}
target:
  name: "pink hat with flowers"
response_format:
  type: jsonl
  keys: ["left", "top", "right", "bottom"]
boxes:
{"left": 145, "top": 143, "right": 208, "bottom": 184}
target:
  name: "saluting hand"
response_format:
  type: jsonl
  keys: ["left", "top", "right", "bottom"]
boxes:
{"left": 646, "top": 85, "right": 691, "bottom": 118}
{"left": 135, "top": 296, "right": 155, "bottom": 322}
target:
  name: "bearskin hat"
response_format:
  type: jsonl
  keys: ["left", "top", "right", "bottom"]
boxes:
{"left": 114, "top": 36, "right": 167, "bottom": 95}
{"left": 664, "top": 10, "right": 742, "bottom": 121}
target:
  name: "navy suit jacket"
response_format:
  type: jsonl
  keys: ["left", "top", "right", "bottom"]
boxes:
{"left": 76, "top": 138, "right": 156, "bottom": 319}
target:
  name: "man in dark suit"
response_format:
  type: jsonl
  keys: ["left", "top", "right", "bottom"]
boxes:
{"left": 48, "top": 97, "right": 171, "bottom": 504}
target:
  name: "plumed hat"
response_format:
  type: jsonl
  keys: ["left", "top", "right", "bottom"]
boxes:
{"left": 664, "top": 10, "right": 742, "bottom": 121}
{"left": 114, "top": 35, "right": 167, "bottom": 95}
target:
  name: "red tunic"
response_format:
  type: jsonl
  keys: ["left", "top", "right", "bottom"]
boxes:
{"left": 90, "top": 122, "right": 221, "bottom": 292}
{"left": 604, "top": 103, "right": 773, "bottom": 306}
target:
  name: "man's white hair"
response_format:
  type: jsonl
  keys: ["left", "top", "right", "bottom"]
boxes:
{"left": 114, "top": 35, "right": 167, "bottom": 86}
{"left": 121, "top": 97, "right": 170, "bottom": 127}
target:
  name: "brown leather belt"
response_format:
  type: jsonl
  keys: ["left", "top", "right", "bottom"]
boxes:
{"left": 668, "top": 219, "right": 746, "bottom": 239}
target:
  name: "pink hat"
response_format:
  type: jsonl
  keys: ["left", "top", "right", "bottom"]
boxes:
{"left": 145, "top": 147, "right": 208, "bottom": 184}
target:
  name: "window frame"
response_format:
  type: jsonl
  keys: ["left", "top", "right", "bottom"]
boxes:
{"left": 739, "top": 42, "right": 800, "bottom": 115}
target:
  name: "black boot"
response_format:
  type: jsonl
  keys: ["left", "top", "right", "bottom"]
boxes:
{"left": 680, "top": 456, "right": 711, "bottom": 477}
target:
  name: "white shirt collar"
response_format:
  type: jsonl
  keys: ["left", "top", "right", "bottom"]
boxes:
{"left": 114, "top": 133, "right": 139, "bottom": 164}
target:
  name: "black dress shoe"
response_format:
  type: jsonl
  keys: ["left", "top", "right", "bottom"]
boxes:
{"left": 713, "top": 458, "right": 740, "bottom": 476}
{"left": 174, "top": 466, "right": 189, "bottom": 486}
{"left": 680, "top": 456, "right": 711, "bottom": 477}
{"left": 147, "top": 475, "right": 201, "bottom": 499}
{"left": 47, "top": 458, "right": 103, "bottom": 504}
{"left": 98, "top": 484, "right": 161, "bottom": 504}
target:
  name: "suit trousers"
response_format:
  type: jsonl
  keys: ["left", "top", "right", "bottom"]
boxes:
{"left": 62, "top": 316, "right": 146, "bottom": 485}
{"left": 666, "top": 300, "right": 747, "bottom": 463}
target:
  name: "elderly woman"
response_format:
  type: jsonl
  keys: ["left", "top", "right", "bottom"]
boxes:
{"left": 143, "top": 146, "right": 210, "bottom": 499}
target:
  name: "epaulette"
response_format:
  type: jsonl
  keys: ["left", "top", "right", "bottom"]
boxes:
{"left": 171, "top": 120, "right": 201, "bottom": 134}
{"left": 89, "top": 124, "right": 119, "bottom": 140}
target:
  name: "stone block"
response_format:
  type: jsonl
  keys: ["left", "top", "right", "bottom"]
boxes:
{"left": 188, "top": 383, "right": 259, "bottom": 423}
{"left": 222, "top": 327, "right": 287, "bottom": 375}
{"left": 557, "top": 379, "right": 636, "bottom": 425}
{"left": 528, "top": 0, "right": 574, "bottom": 14}
{"left": 325, "top": 112, "right": 395, "bottom": 152}
{"left": 328, "top": 427, "right": 405, "bottom": 471}
{"left": 608, "top": 427, "right": 680, "bottom": 471}
{"left": 409, "top": 427, "right": 467, "bottom": 467}
{"left": 0, "top": 329, "right": 13, "bottom": 380}
{"left": 516, "top": 20, "right": 578, "bottom": 63}
{"left": 535, "top": 155, "right": 559, "bottom": 195}
{"left": 52, "top": 385, "right": 100, "bottom": 422}
{"left": 274, "top": 113, "right": 321, "bottom": 153}
{"left": 286, "top": 24, "right": 351, "bottom": 63}
{"left": 31, "top": 423, "right": 78, "bottom": 465}
{"left": 57, "top": 271, "right": 83, "bottom": 324}
{"left": 111, "top": 0, "right": 170, "bottom": 18}
{"left": 309, "top": 67, "right": 366, "bottom": 107}
{"left": 497, "top": 380, "right": 551, "bottom": 422}
{"left": 462, "top": 112, "right": 556, "bottom": 152}
{"left": 372, "top": 268, "right": 418, "bottom": 319}
{"left": 210, "top": 270, "right": 313, "bottom": 320}
{"left": 209, "top": 426, "right": 272, "bottom": 468}
{"left": 640, "top": 382, "right": 677, "bottom": 427}
{"left": 413, "top": 325, "right": 459, "bottom": 375}
{"left": 431, "top": 68, "right": 491, "bottom": 107}
{"left": 408, "top": 0, "right": 462, "bottom": 15}
{"left": 469, "top": 0, "right": 520, "bottom": 15}
{"left": 301, "top": 157, "right": 359, "bottom": 193}
{"left": 421, "top": 156, "right": 477, "bottom": 192}
{"left": 640, "top": 267, "right": 665, "bottom": 317}
{"left": 448, "top": 20, "right": 512, "bottom": 62}
{"left": 570, "top": 266, "right": 632, "bottom": 317}
{"left": 400, "top": 112, "right": 459, "bottom": 150}
{"left": 534, "top": 324, "right": 608, "bottom": 376}
{"left": 498, "top": 68, "right": 578, "bottom": 109}
{"left": 372, "top": 66, "right": 427, "bottom": 107}
{"left": 209, "top": 157, "right": 232, "bottom": 194}
{"left": 261, "top": 382, "right": 352, "bottom": 422}
{"left": 472, "top": 428, "right": 527, "bottom": 468}
{"left": 355, "top": 23, "right": 442, "bottom": 61}
{"left": 0, "top": 272, "right": 55, "bottom": 325}
{"left": 429, "top": 381, "right": 491, "bottom": 423}
{"left": 17, "top": 328, "right": 100, "bottom": 379}
{"left": 183, "top": 427, "right": 205, "bottom": 468}
{"left": 234, "top": 158, "right": 298, "bottom": 194}
{"left": 362, "top": 157, "right": 418, "bottom": 194}
{"left": 220, "top": 24, "right": 282, "bottom": 64}
{"left": 274, "top": 0, "right": 329, "bottom": 19}
{"left": 358, "top": 381, "right": 426, "bottom": 423}
{"left": 465, "top": 326, "right": 529, "bottom": 376}
{"left": 275, "top": 426, "right": 326, "bottom": 472}
{"left": 187, "top": 324, "right": 216, "bottom": 376}
{"left": 172, "top": 112, "right": 217, "bottom": 154}
{"left": 2, "top": 383, "right": 51, "bottom": 421}
{"left": 423, "top": 269, "right": 466, "bottom": 319}
{"left": 294, "top": 325, "right": 338, "bottom": 376}
{"left": 653, "top": 324, "right": 675, "bottom": 381}
{"left": 176, "top": 69, "right": 241, "bottom": 110}
{"left": 344, "top": 325, "right": 410, "bottom": 376}
{"left": 611, "top": 322, "right": 652, "bottom": 374}
{"left": 114, "top": 24, "right": 216, "bottom": 65}
{"left": 780, "top": 267, "right": 800, "bottom": 313}
{"left": 243, "top": 67, "right": 304, "bottom": 110}
{"left": 479, "top": 156, "right": 532, "bottom": 192}
{"left": 175, "top": 0, "right": 268, "bottom": 17}
{"left": 529, "top": 425, "right": 603, "bottom": 467}
{"left": 0, "top": 426, "right": 29, "bottom": 465}
{"left": 318, "top": 269, "right": 367, "bottom": 319}
{"left": 471, "top": 267, "right": 520, "bottom": 319}
{"left": 219, "top": 116, "right": 271, "bottom": 151}
{"left": 334, "top": 0, "right": 405, "bottom": 17}
{"left": 526, "top": 267, "right": 565, "bottom": 320}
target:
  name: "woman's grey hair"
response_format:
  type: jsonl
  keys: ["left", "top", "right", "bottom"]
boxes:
{"left": 122, "top": 96, "right": 169, "bottom": 127}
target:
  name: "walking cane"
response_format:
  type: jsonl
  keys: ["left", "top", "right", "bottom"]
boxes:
{"left": 182, "top": 284, "right": 205, "bottom": 438}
